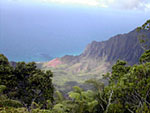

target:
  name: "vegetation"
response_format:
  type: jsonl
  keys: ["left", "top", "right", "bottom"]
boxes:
{"left": 0, "top": 20, "right": 150, "bottom": 112}
{"left": 0, "top": 54, "right": 54, "bottom": 111}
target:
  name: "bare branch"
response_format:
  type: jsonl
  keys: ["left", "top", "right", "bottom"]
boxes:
{"left": 105, "top": 90, "right": 113, "bottom": 113}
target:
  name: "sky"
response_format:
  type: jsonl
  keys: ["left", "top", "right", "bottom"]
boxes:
{"left": 3, "top": 0, "right": 150, "bottom": 10}
{"left": 41, "top": 0, "right": 150, "bottom": 10}
{"left": 0, "top": 0, "right": 150, "bottom": 62}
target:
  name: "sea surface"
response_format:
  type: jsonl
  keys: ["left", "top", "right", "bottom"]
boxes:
{"left": 0, "top": 1, "right": 150, "bottom": 62}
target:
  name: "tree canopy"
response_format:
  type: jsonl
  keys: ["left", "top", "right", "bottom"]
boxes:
{"left": 0, "top": 54, "right": 54, "bottom": 109}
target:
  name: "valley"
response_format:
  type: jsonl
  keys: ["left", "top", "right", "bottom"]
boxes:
{"left": 37, "top": 28, "right": 150, "bottom": 92}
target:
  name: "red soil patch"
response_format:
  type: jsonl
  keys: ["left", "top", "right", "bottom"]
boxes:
{"left": 46, "top": 58, "right": 62, "bottom": 67}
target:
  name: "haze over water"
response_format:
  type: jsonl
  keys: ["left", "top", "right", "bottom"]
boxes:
{"left": 0, "top": 0, "right": 150, "bottom": 62}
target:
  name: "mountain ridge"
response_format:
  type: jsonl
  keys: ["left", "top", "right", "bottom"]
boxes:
{"left": 59, "top": 29, "right": 149, "bottom": 66}
{"left": 39, "top": 28, "right": 150, "bottom": 91}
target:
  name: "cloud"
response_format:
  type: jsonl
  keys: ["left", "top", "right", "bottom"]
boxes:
{"left": 8, "top": 0, "right": 150, "bottom": 10}
{"left": 107, "top": 0, "right": 150, "bottom": 10}
{"left": 42, "top": 0, "right": 150, "bottom": 10}
{"left": 41, "top": 0, "right": 100, "bottom": 6}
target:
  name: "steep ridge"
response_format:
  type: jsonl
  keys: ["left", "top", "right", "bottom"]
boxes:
{"left": 80, "top": 29, "right": 149, "bottom": 65}
{"left": 40, "top": 28, "right": 150, "bottom": 91}
{"left": 59, "top": 29, "right": 150, "bottom": 70}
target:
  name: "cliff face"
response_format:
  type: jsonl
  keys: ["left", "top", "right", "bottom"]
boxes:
{"left": 61, "top": 29, "right": 150, "bottom": 67}
{"left": 42, "top": 28, "right": 150, "bottom": 75}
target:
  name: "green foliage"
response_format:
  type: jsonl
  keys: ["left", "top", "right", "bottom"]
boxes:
{"left": 85, "top": 79, "right": 104, "bottom": 92}
{"left": 1, "top": 50, "right": 150, "bottom": 113}
{"left": 140, "top": 50, "right": 150, "bottom": 63}
{"left": 0, "top": 54, "right": 16, "bottom": 92}
{"left": 52, "top": 103, "right": 67, "bottom": 113}
{"left": 69, "top": 86, "right": 98, "bottom": 113}
{"left": 0, "top": 99, "right": 23, "bottom": 108}
{"left": 137, "top": 19, "right": 150, "bottom": 50}
{"left": 0, "top": 85, "right": 6, "bottom": 93}
{"left": 0, "top": 107, "right": 53, "bottom": 113}
{"left": 0, "top": 86, "right": 23, "bottom": 109}
{"left": 0, "top": 107, "right": 28, "bottom": 113}
{"left": 101, "top": 60, "right": 150, "bottom": 113}
{"left": 55, "top": 91, "right": 64, "bottom": 103}
{"left": 0, "top": 54, "right": 54, "bottom": 109}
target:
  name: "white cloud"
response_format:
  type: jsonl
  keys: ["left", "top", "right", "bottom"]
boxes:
{"left": 41, "top": 0, "right": 150, "bottom": 10}
{"left": 145, "top": 3, "right": 150, "bottom": 11}
{"left": 41, "top": 0, "right": 100, "bottom": 7}
{"left": 9, "top": 0, "right": 150, "bottom": 10}
{"left": 108, "top": 0, "right": 150, "bottom": 10}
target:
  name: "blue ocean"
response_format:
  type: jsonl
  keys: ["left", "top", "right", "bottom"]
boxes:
{"left": 0, "top": 1, "right": 149, "bottom": 62}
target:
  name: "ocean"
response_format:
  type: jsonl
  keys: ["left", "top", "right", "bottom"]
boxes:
{"left": 0, "top": 1, "right": 149, "bottom": 62}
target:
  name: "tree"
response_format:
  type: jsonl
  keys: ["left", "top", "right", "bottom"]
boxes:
{"left": 0, "top": 54, "right": 54, "bottom": 109}
{"left": 137, "top": 19, "right": 150, "bottom": 50}
{"left": 140, "top": 50, "right": 150, "bottom": 63}
{"left": 0, "top": 54, "right": 16, "bottom": 93}
{"left": 68, "top": 86, "right": 98, "bottom": 113}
